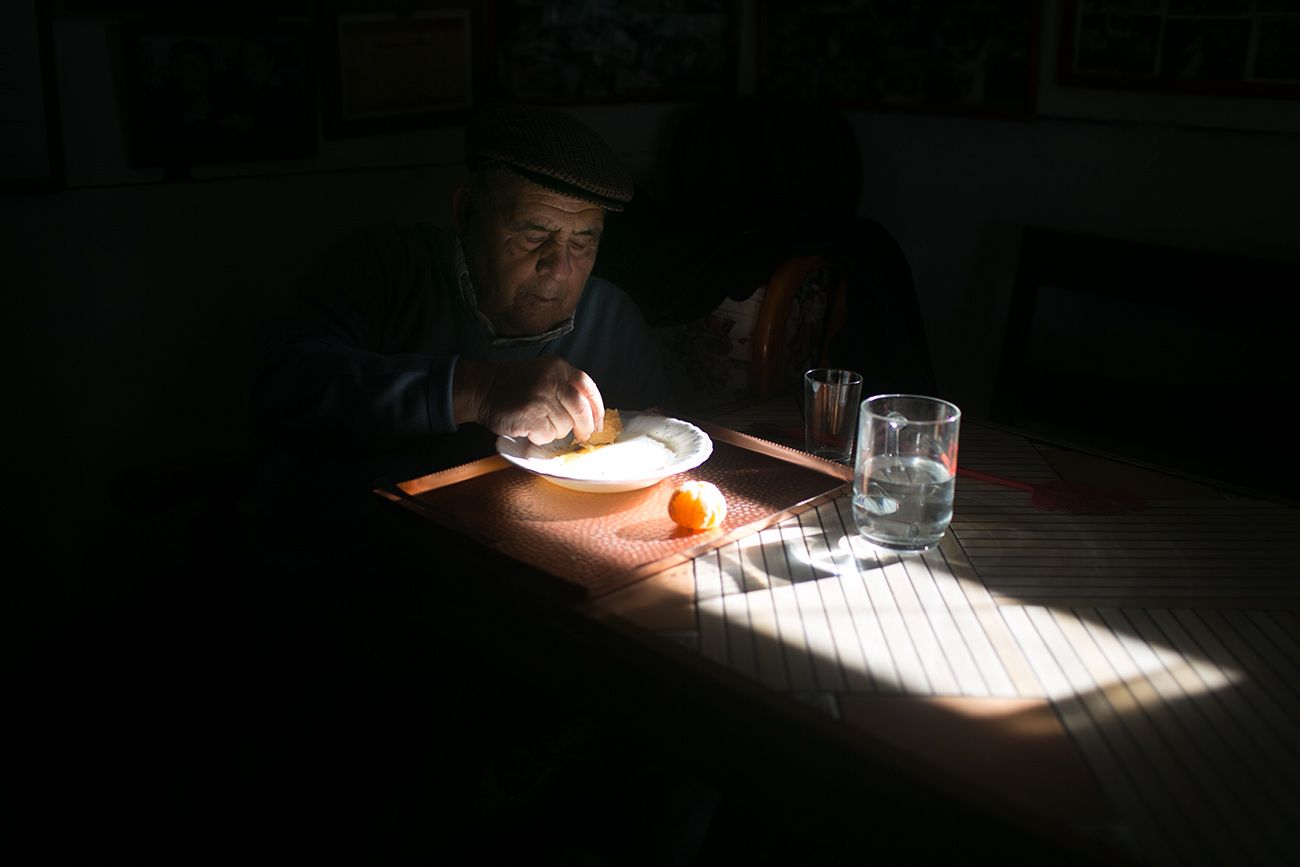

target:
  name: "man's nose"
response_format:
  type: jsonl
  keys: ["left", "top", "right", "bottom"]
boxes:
{"left": 537, "top": 239, "right": 574, "bottom": 278}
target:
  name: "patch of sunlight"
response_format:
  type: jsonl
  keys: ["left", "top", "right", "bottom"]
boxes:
{"left": 720, "top": 517, "right": 1241, "bottom": 704}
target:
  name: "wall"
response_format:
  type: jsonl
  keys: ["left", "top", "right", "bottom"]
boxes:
{"left": 6, "top": 4, "right": 1300, "bottom": 636}
{"left": 4, "top": 12, "right": 680, "bottom": 636}
{"left": 851, "top": 1, "right": 1300, "bottom": 419}
{"left": 3, "top": 164, "right": 462, "bottom": 635}
{"left": 852, "top": 112, "right": 1300, "bottom": 418}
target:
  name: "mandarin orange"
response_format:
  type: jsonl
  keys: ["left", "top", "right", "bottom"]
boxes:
{"left": 668, "top": 480, "right": 727, "bottom": 531}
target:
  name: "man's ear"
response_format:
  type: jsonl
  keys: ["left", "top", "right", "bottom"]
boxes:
{"left": 452, "top": 185, "right": 474, "bottom": 236}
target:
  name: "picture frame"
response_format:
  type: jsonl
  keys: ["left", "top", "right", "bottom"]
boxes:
{"left": 2, "top": 0, "right": 64, "bottom": 192}
{"left": 1057, "top": 0, "right": 1300, "bottom": 98}
{"left": 61, "top": 2, "right": 309, "bottom": 14}
{"left": 756, "top": 0, "right": 1042, "bottom": 118}
{"left": 121, "top": 20, "right": 317, "bottom": 170}
{"left": 485, "top": 0, "right": 739, "bottom": 104}
{"left": 320, "top": 2, "right": 476, "bottom": 139}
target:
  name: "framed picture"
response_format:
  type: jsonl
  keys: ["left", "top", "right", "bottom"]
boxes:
{"left": 121, "top": 20, "right": 317, "bottom": 170}
{"left": 486, "top": 0, "right": 739, "bottom": 103}
{"left": 321, "top": 3, "right": 476, "bottom": 139}
{"left": 757, "top": 0, "right": 1041, "bottom": 118}
{"left": 63, "top": 2, "right": 309, "bottom": 14}
{"left": 2, "top": 0, "right": 64, "bottom": 191}
{"left": 1058, "top": 0, "right": 1300, "bottom": 98}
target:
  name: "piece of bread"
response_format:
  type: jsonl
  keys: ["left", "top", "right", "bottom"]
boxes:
{"left": 578, "top": 408, "right": 622, "bottom": 448}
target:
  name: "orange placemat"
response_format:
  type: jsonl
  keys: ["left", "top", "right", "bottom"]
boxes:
{"left": 375, "top": 422, "right": 850, "bottom": 599}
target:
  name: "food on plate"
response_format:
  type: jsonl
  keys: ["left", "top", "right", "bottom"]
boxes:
{"left": 668, "top": 480, "right": 728, "bottom": 531}
{"left": 497, "top": 412, "right": 713, "bottom": 493}
{"left": 555, "top": 413, "right": 673, "bottom": 477}
{"left": 574, "top": 407, "right": 623, "bottom": 450}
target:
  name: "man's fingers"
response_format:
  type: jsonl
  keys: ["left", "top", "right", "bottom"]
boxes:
{"left": 571, "top": 370, "right": 604, "bottom": 439}
{"left": 582, "top": 371, "right": 606, "bottom": 428}
{"left": 476, "top": 357, "right": 600, "bottom": 445}
{"left": 526, "top": 406, "right": 573, "bottom": 446}
{"left": 526, "top": 418, "right": 557, "bottom": 445}
{"left": 562, "top": 388, "right": 597, "bottom": 443}
{"left": 550, "top": 408, "right": 574, "bottom": 443}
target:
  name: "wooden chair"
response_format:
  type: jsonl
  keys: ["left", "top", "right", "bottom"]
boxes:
{"left": 596, "top": 99, "right": 933, "bottom": 407}
{"left": 731, "top": 218, "right": 939, "bottom": 403}
{"left": 750, "top": 254, "right": 848, "bottom": 400}
{"left": 650, "top": 217, "right": 935, "bottom": 415}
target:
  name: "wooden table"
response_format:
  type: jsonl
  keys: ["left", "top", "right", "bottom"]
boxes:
{"left": 375, "top": 391, "right": 1299, "bottom": 865}
{"left": 575, "top": 394, "right": 1300, "bottom": 867}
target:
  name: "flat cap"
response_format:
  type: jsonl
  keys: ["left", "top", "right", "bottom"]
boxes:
{"left": 465, "top": 103, "right": 634, "bottom": 211}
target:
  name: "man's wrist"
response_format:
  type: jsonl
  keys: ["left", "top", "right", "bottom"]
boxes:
{"left": 452, "top": 358, "right": 487, "bottom": 427}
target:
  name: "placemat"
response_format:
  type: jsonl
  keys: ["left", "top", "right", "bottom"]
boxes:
{"left": 376, "top": 423, "right": 850, "bottom": 598}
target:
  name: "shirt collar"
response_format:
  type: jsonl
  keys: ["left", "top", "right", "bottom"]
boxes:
{"left": 456, "top": 238, "right": 575, "bottom": 348}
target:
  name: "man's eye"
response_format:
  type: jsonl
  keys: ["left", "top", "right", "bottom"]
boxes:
{"left": 523, "top": 234, "right": 548, "bottom": 246}
{"left": 569, "top": 239, "right": 594, "bottom": 254}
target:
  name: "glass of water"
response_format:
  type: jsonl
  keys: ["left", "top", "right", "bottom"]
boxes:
{"left": 852, "top": 394, "right": 961, "bottom": 554}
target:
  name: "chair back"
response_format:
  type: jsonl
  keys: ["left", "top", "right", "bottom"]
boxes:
{"left": 751, "top": 255, "right": 847, "bottom": 400}
{"left": 595, "top": 99, "right": 935, "bottom": 411}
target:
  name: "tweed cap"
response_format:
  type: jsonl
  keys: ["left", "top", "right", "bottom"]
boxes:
{"left": 465, "top": 103, "right": 634, "bottom": 211}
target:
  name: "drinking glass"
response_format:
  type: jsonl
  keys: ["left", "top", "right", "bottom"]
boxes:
{"left": 803, "top": 369, "right": 863, "bottom": 463}
{"left": 852, "top": 394, "right": 961, "bottom": 553}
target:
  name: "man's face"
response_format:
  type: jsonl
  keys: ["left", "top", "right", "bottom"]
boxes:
{"left": 460, "top": 174, "right": 605, "bottom": 338}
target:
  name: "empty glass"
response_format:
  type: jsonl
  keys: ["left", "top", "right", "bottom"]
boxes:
{"left": 804, "top": 369, "right": 863, "bottom": 463}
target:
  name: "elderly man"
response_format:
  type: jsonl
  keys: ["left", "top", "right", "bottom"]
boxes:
{"left": 250, "top": 105, "right": 674, "bottom": 569}
{"left": 253, "top": 105, "right": 671, "bottom": 486}
{"left": 244, "top": 107, "right": 706, "bottom": 861}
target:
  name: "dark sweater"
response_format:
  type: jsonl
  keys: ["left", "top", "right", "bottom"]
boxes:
{"left": 249, "top": 222, "right": 673, "bottom": 578}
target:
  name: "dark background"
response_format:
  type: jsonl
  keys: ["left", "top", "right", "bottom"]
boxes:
{"left": 4, "top": 1, "right": 1299, "bottom": 862}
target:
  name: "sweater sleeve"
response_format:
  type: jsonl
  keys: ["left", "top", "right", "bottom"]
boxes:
{"left": 250, "top": 226, "right": 459, "bottom": 450}
{"left": 559, "top": 279, "right": 678, "bottom": 413}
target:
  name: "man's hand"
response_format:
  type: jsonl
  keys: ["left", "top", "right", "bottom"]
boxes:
{"left": 454, "top": 357, "right": 605, "bottom": 445}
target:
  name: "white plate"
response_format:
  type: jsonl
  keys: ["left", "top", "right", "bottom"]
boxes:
{"left": 495, "top": 411, "right": 713, "bottom": 493}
